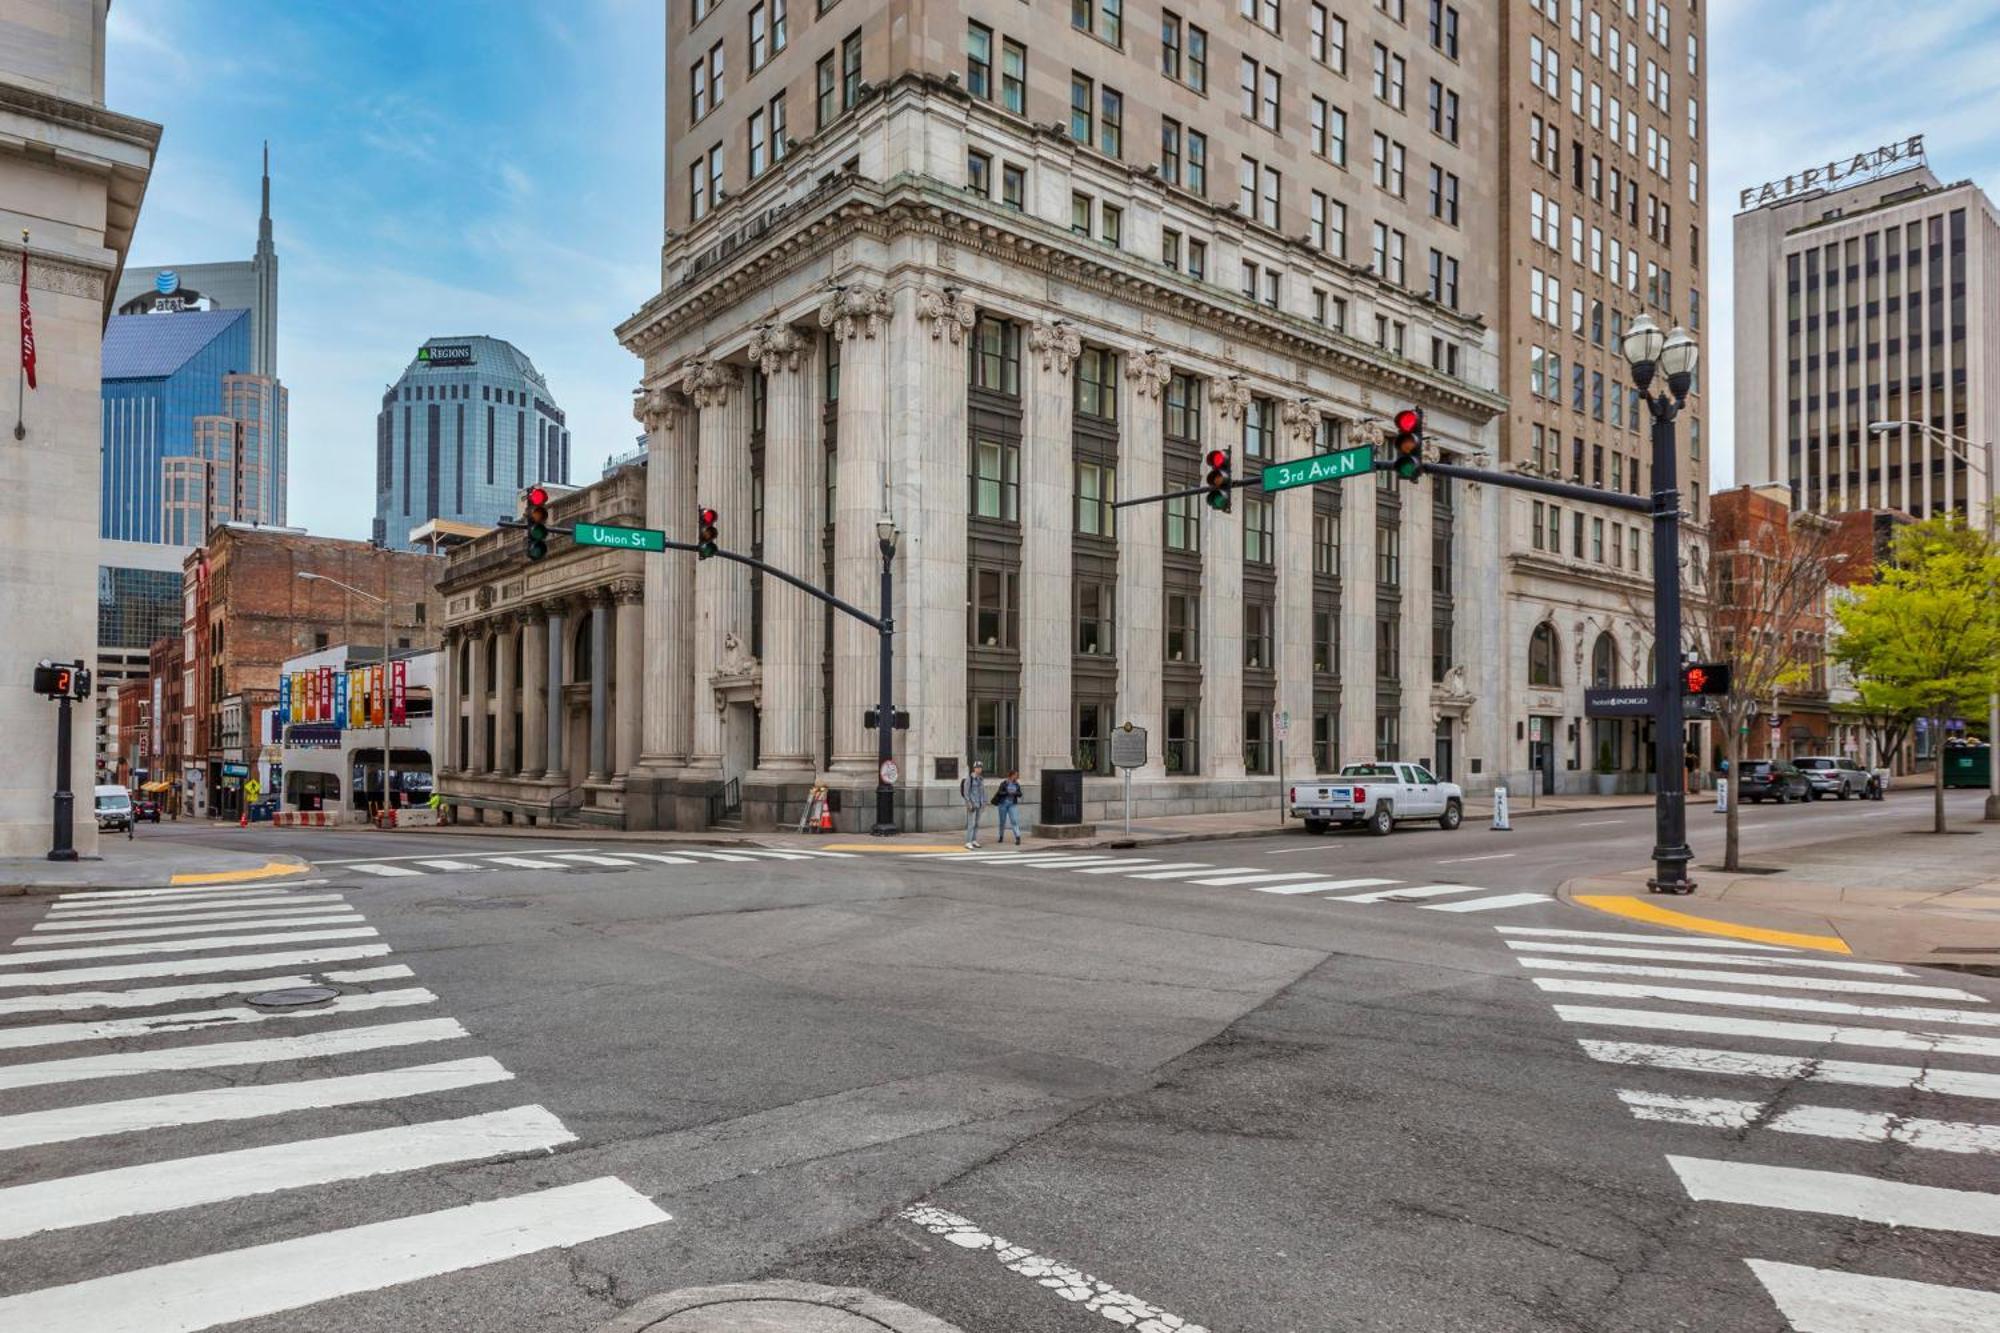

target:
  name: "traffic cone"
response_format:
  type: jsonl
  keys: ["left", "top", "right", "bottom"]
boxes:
{"left": 818, "top": 802, "right": 833, "bottom": 833}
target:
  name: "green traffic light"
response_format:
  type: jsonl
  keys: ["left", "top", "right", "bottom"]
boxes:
{"left": 1394, "top": 456, "right": 1421, "bottom": 482}
{"left": 1206, "top": 492, "right": 1230, "bottom": 511}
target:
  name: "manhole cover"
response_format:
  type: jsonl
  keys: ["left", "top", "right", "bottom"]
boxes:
{"left": 247, "top": 985, "right": 340, "bottom": 1008}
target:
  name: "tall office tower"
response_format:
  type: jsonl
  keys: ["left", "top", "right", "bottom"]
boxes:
{"left": 1734, "top": 138, "right": 1997, "bottom": 521}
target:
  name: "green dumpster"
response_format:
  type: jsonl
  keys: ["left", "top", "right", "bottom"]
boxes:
{"left": 1943, "top": 745, "right": 1991, "bottom": 789}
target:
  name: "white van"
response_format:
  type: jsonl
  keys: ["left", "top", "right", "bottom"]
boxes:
{"left": 94, "top": 784, "right": 134, "bottom": 832}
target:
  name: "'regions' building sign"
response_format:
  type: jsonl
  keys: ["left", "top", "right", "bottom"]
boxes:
{"left": 1738, "top": 135, "right": 1926, "bottom": 210}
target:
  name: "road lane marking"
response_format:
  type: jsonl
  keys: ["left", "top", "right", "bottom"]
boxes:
{"left": 1435, "top": 853, "right": 1518, "bottom": 864}
{"left": 1532, "top": 977, "right": 2000, "bottom": 1028}
{"left": 1186, "top": 871, "right": 1339, "bottom": 887}
{"left": 1574, "top": 820, "right": 1630, "bottom": 827}
{"left": 349, "top": 863, "right": 424, "bottom": 877}
{"left": 1073, "top": 861, "right": 1206, "bottom": 875}
{"left": 1573, "top": 894, "right": 1852, "bottom": 953}
{"left": 18, "top": 912, "right": 362, "bottom": 946}
{"left": 987, "top": 856, "right": 1121, "bottom": 868}
{"left": 1549, "top": 1005, "right": 2000, "bottom": 1059}
{"left": 1123, "top": 866, "right": 1225, "bottom": 879}
{"left": 42, "top": 896, "right": 349, "bottom": 923}
{"left": 1620, "top": 1091, "right": 2000, "bottom": 1155}
{"left": 1667, "top": 1156, "right": 2000, "bottom": 1237}
{"left": 553, "top": 853, "right": 643, "bottom": 867}
{"left": 1422, "top": 892, "right": 1550, "bottom": 913}
{"left": 0, "top": 987, "right": 438, "bottom": 1051}
{"left": 169, "top": 861, "right": 310, "bottom": 886}
{"left": 1336, "top": 882, "right": 1489, "bottom": 904}
{"left": 314, "top": 847, "right": 600, "bottom": 865}
{"left": 1519, "top": 957, "right": 1983, "bottom": 1000}
{"left": 0, "top": 1055, "right": 516, "bottom": 1152}
{"left": 0, "top": 1177, "right": 671, "bottom": 1333}
{"left": 414, "top": 859, "right": 489, "bottom": 871}
{"left": 55, "top": 881, "right": 325, "bottom": 903}
{"left": 0, "top": 1104, "right": 573, "bottom": 1241}
{"left": 1504, "top": 940, "right": 1911, "bottom": 975}
{"left": 0, "top": 1017, "right": 471, "bottom": 1092}
{"left": 0, "top": 944, "right": 393, "bottom": 990}
{"left": 668, "top": 850, "right": 758, "bottom": 862}
{"left": 1746, "top": 1259, "right": 2000, "bottom": 1332}
{"left": 0, "top": 927, "right": 379, "bottom": 967}
{"left": 0, "top": 965, "right": 417, "bottom": 1016}
{"left": 1498, "top": 925, "right": 1794, "bottom": 951}
{"left": 900, "top": 1205, "right": 1210, "bottom": 1333}
{"left": 823, "top": 843, "right": 972, "bottom": 853}
{"left": 1579, "top": 1040, "right": 2000, "bottom": 1100}
{"left": 484, "top": 856, "right": 569, "bottom": 869}
{"left": 1258, "top": 878, "right": 1401, "bottom": 896}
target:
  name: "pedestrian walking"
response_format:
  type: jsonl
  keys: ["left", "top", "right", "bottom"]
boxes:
{"left": 960, "top": 761, "right": 987, "bottom": 848}
{"left": 994, "top": 770, "right": 1024, "bottom": 845}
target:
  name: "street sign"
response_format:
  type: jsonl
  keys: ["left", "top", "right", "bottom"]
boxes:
{"left": 1260, "top": 445, "right": 1374, "bottom": 493}
{"left": 244, "top": 778, "right": 262, "bottom": 801}
{"left": 573, "top": 521, "right": 667, "bottom": 552}
{"left": 1275, "top": 709, "right": 1291, "bottom": 742}
{"left": 1586, "top": 688, "right": 1722, "bottom": 719}
{"left": 1110, "top": 724, "right": 1148, "bottom": 769}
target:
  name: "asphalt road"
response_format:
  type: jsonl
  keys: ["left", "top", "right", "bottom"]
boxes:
{"left": 1, "top": 794, "right": 1995, "bottom": 1332}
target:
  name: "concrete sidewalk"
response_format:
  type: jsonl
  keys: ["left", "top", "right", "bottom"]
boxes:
{"left": 0, "top": 841, "right": 311, "bottom": 895}
{"left": 1559, "top": 820, "right": 2000, "bottom": 968}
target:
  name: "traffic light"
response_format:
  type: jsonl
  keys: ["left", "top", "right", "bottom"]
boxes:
{"left": 1391, "top": 407, "right": 1425, "bottom": 482}
{"left": 524, "top": 486, "right": 550, "bottom": 562}
{"left": 697, "top": 506, "right": 719, "bottom": 559}
{"left": 1682, "top": 661, "right": 1733, "bottom": 697}
{"left": 1204, "top": 448, "right": 1233, "bottom": 512}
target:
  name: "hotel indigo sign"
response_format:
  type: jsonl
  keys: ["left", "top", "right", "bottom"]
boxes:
{"left": 1738, "top": 136, "right": 1925, "bottom": 210}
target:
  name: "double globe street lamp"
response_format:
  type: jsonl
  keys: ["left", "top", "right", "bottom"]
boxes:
{"left": 1619, "top": 312, "right": 1701, "bottom": 893}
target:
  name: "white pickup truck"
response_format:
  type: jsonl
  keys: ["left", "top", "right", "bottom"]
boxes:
{"left": 1289, "top": 761, "right": 1465, "bottom": 835}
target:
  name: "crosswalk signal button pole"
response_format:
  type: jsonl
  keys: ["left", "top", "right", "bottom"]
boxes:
{"left": 697, "top": 506, "right": 719, "bottom": 559}
{"left": 1204, "top": 448, "right": 1233, "bottom": 512}
{"left": 524, "top": 486, "right": 550, "bottom": 562}
{"left": 1392, "top": 407, "right": 1425, "bottom": 482}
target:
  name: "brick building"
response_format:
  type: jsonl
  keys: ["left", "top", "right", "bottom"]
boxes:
{"left": 1707, "top": 484, "right": 1833, "bottom": 762}
{"left": 178, "top": 526, "right": 443, "bottom": 817}
{"left": 148, "top": 631, "right": 186, "bottom": 815}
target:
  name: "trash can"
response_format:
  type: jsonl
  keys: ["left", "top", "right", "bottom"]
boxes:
{"left": 1041, "top": 768, "right": 1085, "bottom": 826}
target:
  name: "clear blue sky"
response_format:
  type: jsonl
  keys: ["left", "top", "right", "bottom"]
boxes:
{"left": 106, "top": 2, "right": 2000, "bottom": 534}
{"left": 107, "top": 0, "right": 662, "bottom": 540}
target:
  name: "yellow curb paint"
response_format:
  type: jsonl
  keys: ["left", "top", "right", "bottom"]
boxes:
{"left": 821, "top": 843, "right": 976, "bottom": 854}
{"left": 1574, "top": 894, "right": 1852, "bottom": 954}
{"left": 168, "top": 861, "right": 312, "bottom": 886}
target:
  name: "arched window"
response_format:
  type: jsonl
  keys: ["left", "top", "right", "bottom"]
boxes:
{"left": 482, "top": 635, "right": 497, "bottom": 690}
{"left": 1592, "top": 632, "right": 1617, "bottom": 687}
{"left": 572, "top": 620, "right": 592, "bottom": 683}
{"left": 1529, "top": 622, "right": 1560, "bottom": 687}
{"left": 456, "top": 639, "right": 470, "bottom": 692}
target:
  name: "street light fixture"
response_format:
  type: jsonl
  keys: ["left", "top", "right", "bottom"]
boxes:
{"left": 1621, "top": 313, "right": 1701, "bottom": 894}
{"left": 872, "top": 517, "right": 900, "bottom": 836}
{"left": 298, "top": 571, "right": 396, "bottom": 819}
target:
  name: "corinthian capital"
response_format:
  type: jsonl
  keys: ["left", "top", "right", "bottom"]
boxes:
{"left": 681, "top": 356, "right": 740, "bottom": 409}
{"left": 817, "top": 285, "right": 891, "bottom": 342}
{"left": 1211, "top": 375, "right": 1253, "bottom": 424}
{"left": 915, "top": 285, "right": 977, "bottom": 344}
{"left": 632, "top": 384, "right": 687, "bottom": 433}
{"left": 1127, "top": 348, "right": 1172, "bottom": 400}
{"left": 1028, "top": 320, "right": 1082, "bottom": 377}
{"left": 1281, "top": 398, "right": 1323, "bottom": 448}
{"left": 747, "top": 323, "right": 805, "bottom": 376}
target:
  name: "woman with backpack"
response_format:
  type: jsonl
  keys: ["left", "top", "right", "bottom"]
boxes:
{"left": 993, "top": 770, "right": 1024, "bottom": 845}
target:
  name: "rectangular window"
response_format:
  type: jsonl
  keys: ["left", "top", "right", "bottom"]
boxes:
{"left": 1074, "top": 348, "right": 1118, "bottom": 420}
{"left": 1166, "top": 593, "right": 1199, "bottom": 662}
{"left": 1243, "top": 496, "right": 1275, "bottom": 565}
{"left": 841, "top": 29, "right": 861, "bottom": 107}
{"left": 966, "top": 148, "right": 991, "bottom": 196}
{"left": 1001, "top": 40, "right": 1026, "bottom": 113}
{"left": 1186, "top": 129, "right": 1208, "bottom": 195}
{"left": 1164, "top": 492, "right": 1201, "bottom": 554}
{"left": 1100, "top": 85, "right": 1123, "bottom": 157}
{"left": 971, "top": 437, "right": 1021, "bottom": 520}
{"left": 1076, "top": 582, "right": 1115, "bottom": 656}
{"left": 1160, "top": 117, "right": 1181, "bottom": 184}
{"left": 973, "top": 316, "right": 1019, "bottom": 393}
{"left": 1070, "top": 73, "right": 1093, "bottom": 145}
{"left": 1166, "top": 705, "right": 1198, "bottom": 774}
{"left": 1001, "top": 162, "right": 1026, "bottom": 209}
{"left": 749, "top": 108, "right": 769, "bottom": 178}
{"left": 1243, "top": 604, "right": 1273, "bottom": 669}
{"left": 966, "top": 22, "right": 992, "bottom": 98}
{"left": 1101, "top": 202, "right": 1123, "bottom": 247}
{"left": 968, "top": 568, "right": 1020, "bottom": 649}
{"left": 1071, "top": 191, "right": 1092, "bottom": 235}
{"left": 1311, "top": 5, "right": 1348, "bottom": 72}
{"left": 1312, "top": 508, "right": 1339, "bottom": 574}
{"left": 1376, "top": 523, "right": 1401, "bottom": 585}
{"left": 815, "top": 52, "right": 835, "bottom": 127}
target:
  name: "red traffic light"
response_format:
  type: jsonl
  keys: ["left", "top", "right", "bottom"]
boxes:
{"left": 1681, "top": 662, "right": 1732, "bottom": 696}
{"left": 1206, "top": 449, "right": 1228, "bottom": 470}
{"left": 1394, "top": 407, "right": 1422, "bottom": 434}
{"left": 699, "top": 507, "right": 718, "bottom": 526}
{"left": 1685, "top": 666, "right": 1708, "bottom": 695}
{"left": 527, "top": 486, "right": 549, "bottom": 506}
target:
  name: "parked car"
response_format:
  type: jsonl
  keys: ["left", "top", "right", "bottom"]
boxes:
{"left": 93, "top": 783, "right": 134, "bottom": 831}
{"left": 1290, "top": 761, "right": 1465, "bottom": 835}
{"left": 133, "top": 796, "right": 163, "bottom": 823}
{"left": 1735, "top": 760, "right": 1813, "bottom": 803}
{"left": 1793, "top": 756, "right": 1875, "bottom": 800}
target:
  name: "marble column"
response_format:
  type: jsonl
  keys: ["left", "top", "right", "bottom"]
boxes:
{"left": 900, "top": 285, "right": 976, "bottom": 787}
{"left": 635, "top": 386, "right": 695, "bottom": 771}
{"left": 468, "top": 625, "right": 490, "bottom": 774}
{"left": 1401, "top": 484, "right": 1437, "bottom": 769}
{"left": 1120, "top": 349, "right": 1170, "bottom": 779}
{"left": 748, "top": 324, "right": 820, "bottom": 777}
{"left": 436, "top": 631, "right": 459, "bottom": 774}
{"left": 823, "top": 286, "right": 892, "bottom": 776}
{"left": 544, "top": 604, "right": 566, "bottom": 781}
{"left": 1201, "top": 377, "right": 1250, "bottom": 779}
{"left": 1339, "top": 422, "right": 1382, "bottom": 764}
{"left": 1021, "top": 318, "right": 1081, "bottom": 776}
{"left": 522, "top": 609, "right": 548, "bottom": 778}
{"left": 493, "top": 615, "right": 518, "bottom": 776}
{"left": 613, "top": 579, "right": 644, "bottom": 778}
{"left": 588, "top": 592, "right": 611, "bottom": 782}
{"left": 1277, "top": 399, "right": 1320, "bottom": 780}
{"left": 686, "top": 356, "right": 750, "bottom": 775}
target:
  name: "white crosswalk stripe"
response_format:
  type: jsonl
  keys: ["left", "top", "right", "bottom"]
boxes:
{"left": 1421, "top": 892, "right": 1551, "bottom": 914}
{"left": 1496, "top": 918, "right": 2000, "bottom": 1330}
{"left": 1251, "top": 877, "right": 1402, "bottom": 896}
{"left": 349, "top": 862, "right": 424, "bottom": 876}
{"left": 53, "top": 880, "right": 323, "bottom": 903}
{"left": 0, "top": 887, "right": 669, "bottom": 1328}
{"left": 313, "top": 846, "right": 859, "bottom": 881}
{"left": 1185, "top": 871, "right": 1335, "bottom": 887}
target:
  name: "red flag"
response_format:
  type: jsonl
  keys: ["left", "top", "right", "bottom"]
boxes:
{"left": 18, "top": 238, "right": 34, "bottom": 391}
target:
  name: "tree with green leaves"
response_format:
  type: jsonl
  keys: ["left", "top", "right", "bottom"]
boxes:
{"left": 1831, "top": 515, "right": 2000, "bottom": 834}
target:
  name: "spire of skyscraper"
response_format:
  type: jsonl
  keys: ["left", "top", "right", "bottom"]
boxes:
{"left": 257, "top": 140, "right": 272, "bottom": 253}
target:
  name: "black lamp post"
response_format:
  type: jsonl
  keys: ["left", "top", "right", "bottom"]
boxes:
{"left": 1621, "top": 312, "right": 1701, "bottom": 894}
{"left": 872, "top": 517, "right": 899, "bottom": 836}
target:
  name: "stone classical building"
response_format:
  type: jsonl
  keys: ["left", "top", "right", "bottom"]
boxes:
{"left": 435, "top": 465, "right": 649, "bottom": 827}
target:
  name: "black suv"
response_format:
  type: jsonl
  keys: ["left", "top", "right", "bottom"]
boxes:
{"left": 1736, "top": 760, "right": 1813, "bottom": 803}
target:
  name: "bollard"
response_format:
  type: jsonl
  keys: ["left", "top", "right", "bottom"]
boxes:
{"left": 1491, "top": 785, "right": 1512, "bottom": 831}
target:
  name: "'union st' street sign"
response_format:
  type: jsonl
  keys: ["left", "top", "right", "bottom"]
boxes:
{"left": 1259, "top": 445, "right": 1374, "bottom": 493}
{"left": 573, "top": 522, "right": 666, "bottom": 552}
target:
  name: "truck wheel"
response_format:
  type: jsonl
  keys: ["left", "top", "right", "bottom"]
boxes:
{"left": 1369, "top": 803, "right": 1395, "bottom": 836}
{"left": 1304, "top": 819, "right": 1328, "bottom": 834}
{"left": 1438, "top": 799, "right": 1462, "bottom": 830}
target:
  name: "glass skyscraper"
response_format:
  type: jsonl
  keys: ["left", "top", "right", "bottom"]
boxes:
{"left": 374, "top": 336, "right": 570, "bottom": 549}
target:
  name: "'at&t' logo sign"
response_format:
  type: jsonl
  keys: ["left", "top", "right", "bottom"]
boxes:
{"left": 155, "top": 270, "right": 180, "bottom": 295}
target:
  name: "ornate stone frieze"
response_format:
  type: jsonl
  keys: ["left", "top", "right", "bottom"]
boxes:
{"left": 1126, "top": 348, "right": 1172, "bottom": 400}
{"left": 817, "top": 285, "right": 891, "bottom": 342}
{"left": 1027, "top": 320, "right": 1081, "bottom": 376}
{"left": 1281, "top": 398, "right": 1324, "bottom": 448}
{"left": 632, "top": 384, "right": 687, "bottom": 432}
{"left": 610, "top": 578, "right": 645, "bottom": 605}
{"left": 681, "top": 357, "right": 740, "bottom": 409}
{"left": 915, "top": 286, "right": 977, "bottom": 343}
{"left": 746, "top": 323, "right": 805, "bottom": 375}
{"left": 1211, "top": 375, "right": 1253, "bottom": 424}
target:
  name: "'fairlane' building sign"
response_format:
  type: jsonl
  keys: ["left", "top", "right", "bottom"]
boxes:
{"left": 1738, "top": 136, "right": 1926, "bottom": 210}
